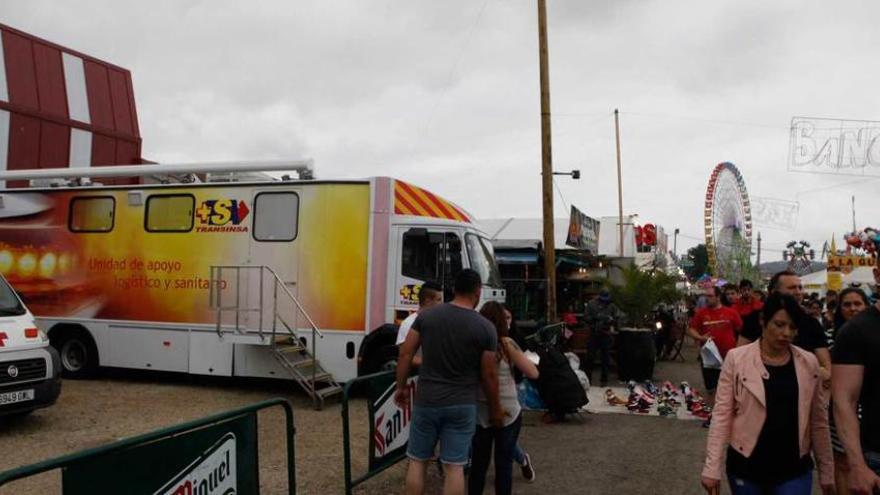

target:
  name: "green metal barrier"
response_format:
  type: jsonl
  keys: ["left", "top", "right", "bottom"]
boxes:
{"left": 342, "top": 370, "right": 417, "bottom": 495}
{"left": 0, "top": 397, "right": 296, "bottom": 494}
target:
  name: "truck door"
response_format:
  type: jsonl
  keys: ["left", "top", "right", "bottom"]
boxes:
{"left": 391, "top": 226, "right": 463, "bottom": 316}
{"left": 246, "top": 188, "right": 302, "bottom": 334}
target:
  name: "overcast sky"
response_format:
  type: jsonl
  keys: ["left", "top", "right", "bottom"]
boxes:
{"left": 4, "top": 1, "right": 880, "bottom": 262}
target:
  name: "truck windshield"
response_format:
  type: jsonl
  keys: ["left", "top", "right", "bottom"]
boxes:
{"left": 465, "top": 234, "right": 502, "bottom": 288}
{"left": 0, "top": 277, "right": 26, "bottom": 316}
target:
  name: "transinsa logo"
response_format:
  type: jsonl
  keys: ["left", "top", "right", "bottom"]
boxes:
{"left": 155, "top": 433, "right": 237, "bottom": 495}
{"left": 195, "top": 199, "right": 250, "bottom": 233}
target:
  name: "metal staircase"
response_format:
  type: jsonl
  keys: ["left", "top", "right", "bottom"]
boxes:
{"left": 209, "top": 265, "right": 343, "bottom": 410}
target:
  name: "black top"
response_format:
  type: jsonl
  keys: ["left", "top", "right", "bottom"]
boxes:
{"left": 740, "top": 310, "right": 828, "bottom": 352}
{"left": 727, "top": 357, "right": 813, "bottom": 484}
{"left": 832, "top": 305, "right": 880, "bottom": 452}
{"left": 794, "top": 316, "right": 830, "bottom": 352}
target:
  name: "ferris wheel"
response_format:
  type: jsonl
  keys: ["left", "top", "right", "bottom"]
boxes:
{"left": 704, "top": 162, "right": 753, "bottom": 276}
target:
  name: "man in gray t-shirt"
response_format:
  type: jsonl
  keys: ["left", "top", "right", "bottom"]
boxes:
{"left": 413, "top": 302, "right": 497, "bottom": 407}
{"left": 396, "top": 269, "right": 502, "bottom": 495}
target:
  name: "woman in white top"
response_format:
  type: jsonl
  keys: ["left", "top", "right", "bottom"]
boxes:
{"left": 470, "top": 302, "right": 540, "bottom": 495}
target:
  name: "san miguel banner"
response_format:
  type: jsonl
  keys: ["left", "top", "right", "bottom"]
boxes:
{"left": 62, "top": 413, "right": 259, "bottom": 494}
{"left": 368, "top": 374, "right": 418, "bottom": 472}
{"left": 566, "top": 206, "right": 600, "bottom": 254}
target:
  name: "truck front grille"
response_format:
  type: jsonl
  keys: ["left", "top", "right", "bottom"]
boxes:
{"left": 0, "top": 358, "right": 46, "bottom": 385}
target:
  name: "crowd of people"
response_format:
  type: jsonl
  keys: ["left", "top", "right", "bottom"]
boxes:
{"left": 389, "top": 264, "right": 879, "bottom": 495}
{"left": 691, "top": 269, "right": 880, "bottom": 495}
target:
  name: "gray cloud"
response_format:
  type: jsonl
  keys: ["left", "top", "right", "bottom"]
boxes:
{"left": 3, "top": 0, "right": 879, "bottom": 261}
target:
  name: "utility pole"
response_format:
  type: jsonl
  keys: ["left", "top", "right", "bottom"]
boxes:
{"left": 537, "top": 0, "right": 556, "bottom": 323}
{"left": 614, "top": 109, "right": 624, "bottom": 258}
{"left": 673, "top": 228, "right": 680, "bottom": 260}
{"left": 756, "top": 232, "right": 762, "bottom": 268}
{"left": 852, "top": 195, "right": 857, "bottom": 232}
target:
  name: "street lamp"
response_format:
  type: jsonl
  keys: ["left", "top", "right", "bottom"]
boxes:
{"left": 552, "top": 170, "right": 581, "bottom": 179}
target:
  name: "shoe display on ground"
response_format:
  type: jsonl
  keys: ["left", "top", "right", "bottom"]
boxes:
{"left": 605, "top": 389, "right": 628, "bottom": 406}
{"left": 598, "top": 379, "right": 708, "bottom": 421}
{"left": 626, "top": 381, "right": 656, "bottom": 404}
{"left": 642, "top": 380, "right": 660, "bottom": 396}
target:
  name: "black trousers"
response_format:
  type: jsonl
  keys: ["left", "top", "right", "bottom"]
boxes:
{"left": 468, "top": 413, "right": 523, "bottom": 495}
{"left": 586, "top": 330, "right": 612, "bottom": 383}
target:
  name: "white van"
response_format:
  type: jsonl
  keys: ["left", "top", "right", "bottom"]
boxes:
{"left": 0, "top": 274, "right": 61, "bottom": 416}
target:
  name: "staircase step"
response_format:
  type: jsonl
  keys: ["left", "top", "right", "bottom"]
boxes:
{"left": 273, "top": 335, "right": 299, "bottom": 345}
{"left": 220, "top": 334, "right": 270, "bottom": 345}
{"left": 291, "top": 358, "right": 316, "bottom": 369}
{"left": 274, "top": 343, "right": 306, "bottom": 353}
{"left": 316, "top": 385, "right": 343, "bottom": 398}
{"left": 305, "top": 372, "right": 334, "bottom": 383}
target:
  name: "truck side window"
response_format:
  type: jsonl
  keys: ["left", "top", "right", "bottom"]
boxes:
{"left": 253, "top": 192, "right": 299, "bottom": 242}
{"left": 69, "top": 196, "right": 115, "bottom": 233}
{"left": 145, "top": 194, "right": 195, "bottom": 232}
{"left": 401, "top": 230, "right": 462, "bottom": 287}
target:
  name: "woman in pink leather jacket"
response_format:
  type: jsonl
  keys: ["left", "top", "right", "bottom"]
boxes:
{"left": 701, "top": 293, "right": 834, "bottom": 495}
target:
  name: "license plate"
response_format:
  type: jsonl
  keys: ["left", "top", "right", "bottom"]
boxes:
{"left": 0, "top": 389, "right": 34, "bottom": 405}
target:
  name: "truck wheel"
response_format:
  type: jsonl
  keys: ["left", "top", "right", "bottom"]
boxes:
{"left": 378, "top": 348, "right": 399, "bottom": 372}
{"left": 52, "top": 330, "right": 98, "bottom": 378}
{"left": 364, "top": 345, "right": 398, "bottom": 375}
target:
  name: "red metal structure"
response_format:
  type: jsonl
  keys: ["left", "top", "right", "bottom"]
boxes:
{"left": 0, "top": 23, "right": 142, "bottom": 185}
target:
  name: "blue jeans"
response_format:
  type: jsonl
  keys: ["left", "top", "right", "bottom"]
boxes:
{"left": 406, "top": 404, "right": 476, "bottom": 465}
{"left": 513, "top": 443, "right": 526, "bottom": 465}
{"left": 468, "top": 414, "right": 522, "bottom": 495}
{"left": 727, "top": 470, "right": 812, "bottom": 495}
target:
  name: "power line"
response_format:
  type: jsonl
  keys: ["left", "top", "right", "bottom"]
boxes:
{"left": 795, "top": 176, "right": 880, "bottom": 199}
{"left": 552, "top": 176, "right": 569, "bottom": 212}
{"left": 677, "top": 232, "right": 790, "bottom": 253}
{"left": 619, "top": 111, "right": 787, "bottom": 130}
{"left": 412, "top": 0, "right": 491, "bottom": 152}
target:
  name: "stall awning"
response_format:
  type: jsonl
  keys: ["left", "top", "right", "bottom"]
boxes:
{"left": 556, "top": 252, "right": 594, "bottom": 268}
{"left": 496, "top": 251, "right": 539, "bottom": 264}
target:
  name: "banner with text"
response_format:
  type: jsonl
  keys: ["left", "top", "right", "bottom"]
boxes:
{"left": 751, "top": 196, "right": 799, "bottom": 231}
{"left": 566, "top": 206, "right": 600, "bottom": 254}
{"left": 789, "top": 116, "right": 880, "bottom": 176}
{"left": 368, "top": 374, "right": 418, "bottom": 472}
{"left": 63, "top": 413, "right": 258, "bottom": 494}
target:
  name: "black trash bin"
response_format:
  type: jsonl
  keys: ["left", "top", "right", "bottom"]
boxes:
{"left": 616, "top": 328, "right": 656, "bottom": 381}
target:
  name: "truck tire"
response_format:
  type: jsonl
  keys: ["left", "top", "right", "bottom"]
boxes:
{"left": 358, "top": 324, "right": 399, "bottom": 375}
{"left": 50, "top": 328, "right": 98, "bottom": 378}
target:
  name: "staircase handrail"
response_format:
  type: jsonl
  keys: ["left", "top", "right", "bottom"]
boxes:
{"left": 262, "top": 266, "right": 325, "bottom": 340}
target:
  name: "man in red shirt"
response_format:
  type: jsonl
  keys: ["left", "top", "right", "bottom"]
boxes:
{"left": 688, "top": 286, "right": 743, "bottom": 404}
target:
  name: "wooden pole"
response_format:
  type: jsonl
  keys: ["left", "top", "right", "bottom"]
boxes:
{"left": 537, "top": 0, "right": 556, "bottom": 323}
{"left": 852, "top": 195, "right": 857, "bottom": 232}
{"left": 615, "top": 109, "right": 624, "bottom": 258}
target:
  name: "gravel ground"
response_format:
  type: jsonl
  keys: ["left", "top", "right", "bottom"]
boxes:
{"left": 0, "top": 343, "right": 821, "bottom": 494}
